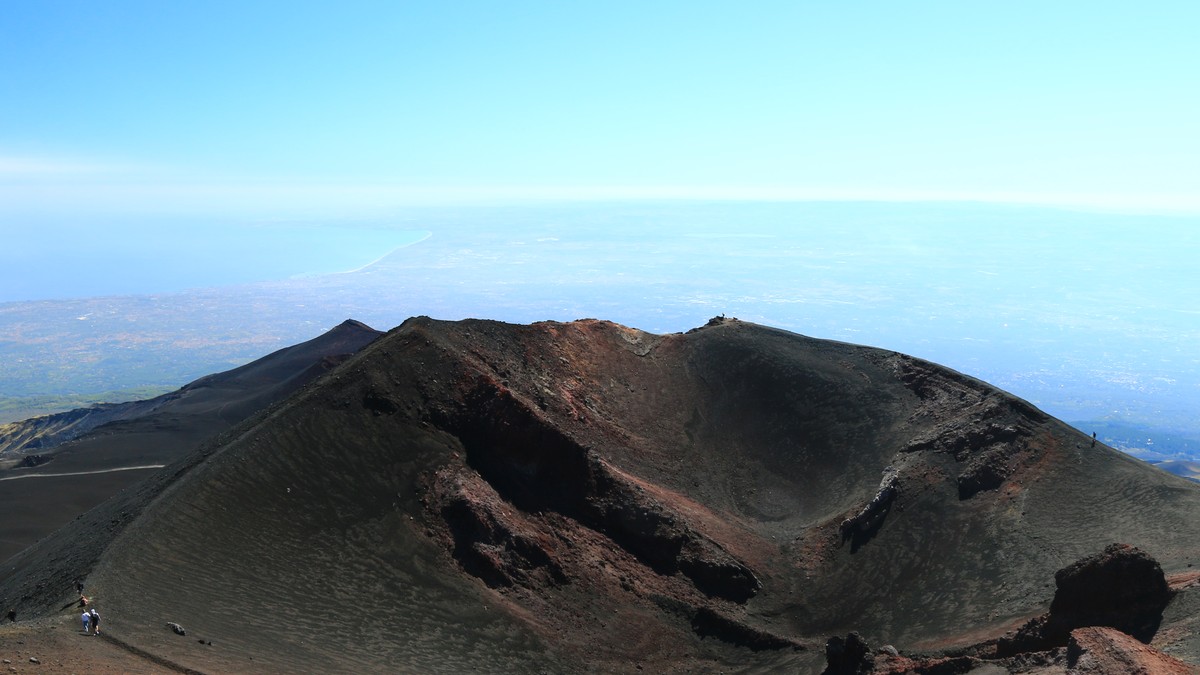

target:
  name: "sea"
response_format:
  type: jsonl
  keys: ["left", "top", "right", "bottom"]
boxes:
{"left": 0, "top": 219, "right": 429, "bottom": 302}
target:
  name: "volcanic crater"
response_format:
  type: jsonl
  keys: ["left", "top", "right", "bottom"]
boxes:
{"left": 2, "top": 316, "right": 1198, "bottom": 673}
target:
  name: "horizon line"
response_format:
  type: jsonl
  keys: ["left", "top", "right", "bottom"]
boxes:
{"left": 4, "top": 182, "right": 1200, "bottom": 218}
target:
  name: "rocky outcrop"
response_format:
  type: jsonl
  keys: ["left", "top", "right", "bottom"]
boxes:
{"left": 903, "top": 406, "right": 1032, "bottom": 500}
{"left": 823, "top": 632, "right": 874, "bottom": 675}
{"left": 431, "top": 377, "right": 761, "bottom": 602}
{"left": 690, "top": 606, "right": 803, "bottom": 651}
{"left": 429, "top": 468, "right": 566, "bottom": 589}
{"left": 956, "top": 445, "right": 1019, "bottom": 499}
{"left": 998, "top": 543, "right": 1171, "bottom": 655}
{"left": 895, "top": 356, "right": 1041, "bottom": 500}
{"left": 823, "top": 633, "right": 981, "bottom": 675}
{"left": 1052, "top": 544, "right": 1171, "bottom": 639}
{"left": 823, "top": 544, "right": 1184, "bottom": 672}
{"left": 840, "top": 466, "right": 899, "bottom": 548}
{"left": 1066, "top": 626, "right": 1195, "bottom": 675}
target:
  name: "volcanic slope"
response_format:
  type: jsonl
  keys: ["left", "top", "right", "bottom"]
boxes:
{"left": 2, "top": 317, "right": 1199, "bottom": 673}
{"left": 1155, "top": 459, "right": 1200, "bottom": 483}
{"left": 0, "top": 319, "right": 382, "bottom": 562}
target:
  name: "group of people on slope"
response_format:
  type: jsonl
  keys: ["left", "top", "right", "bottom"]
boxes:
{"left": 81, "top": 607, "right": 101, "bottom": 635}
{"left": 76, "top": 582, "right": 100, "bottom": 636}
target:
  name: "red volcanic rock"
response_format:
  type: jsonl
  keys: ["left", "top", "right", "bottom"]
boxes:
{"left": 1066, "top": 626, "right": 1196, "bottom": 675}
{"left": 428, "top": 466, "right": 566, "bottom": 589}
{"left": 823, "top": 633, "right": 982, "bottom": 675}
{"left": 430, "top": 376, "right": 762, "bottom": 603}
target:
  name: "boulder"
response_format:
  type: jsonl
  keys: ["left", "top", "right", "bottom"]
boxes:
{"left": 1051, "top": 543, "right": 1171, "bottom": 641}
{"left": 999, "top": 543, "right": 1171, "bottom": 655}
{"left": 824, "top": 632, "right": 873, "bottom": 675}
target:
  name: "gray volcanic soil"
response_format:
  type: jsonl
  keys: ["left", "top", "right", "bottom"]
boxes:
{"left": 2, "top": 317, "right": 1198, "bottom": 673}
{"left": 0, "top": 319, "right": 383, "bottom": 562}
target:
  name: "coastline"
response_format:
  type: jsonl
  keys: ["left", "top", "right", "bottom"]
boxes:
{"left": 330, "top": 230, "right": 432, "bottom": 275}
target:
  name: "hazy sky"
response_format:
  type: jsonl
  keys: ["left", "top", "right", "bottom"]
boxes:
{"left": 3, "top": 1, "right": 1199, "bottom": 216}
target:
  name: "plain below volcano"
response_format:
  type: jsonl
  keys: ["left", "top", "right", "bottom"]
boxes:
{"left": 0, "top": 319, "right": 383, "bottom": 563}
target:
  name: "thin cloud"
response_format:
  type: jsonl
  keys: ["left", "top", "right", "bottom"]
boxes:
{"left": 3, "top": 173, "right": 1199, "bottom": 217}
{"left": 0, "top": 154, "right": 141, "bottom": 177}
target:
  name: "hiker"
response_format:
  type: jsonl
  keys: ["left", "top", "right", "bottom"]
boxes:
{"left": 76, "top": 581, "right": 84, "bottom": 596}
{"left": 89, "top": 608, "right": 100, "bottom": 635}
{"left": 81, "top": 609, "right": 91, "bottom": 634}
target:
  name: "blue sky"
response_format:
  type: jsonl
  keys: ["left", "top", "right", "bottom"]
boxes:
{"left": 3, "top": 1, "right": 1199, "bottom": 216}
